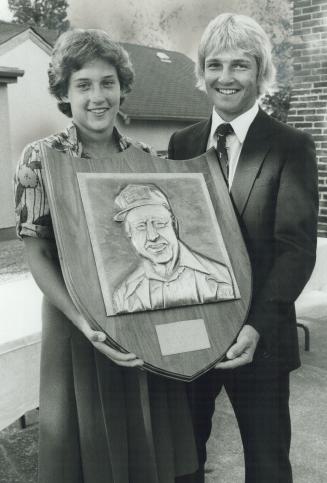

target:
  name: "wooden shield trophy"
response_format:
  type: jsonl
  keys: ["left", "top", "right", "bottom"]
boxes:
{"left": 41, "top": 144, "right": 252, "bottom": 381}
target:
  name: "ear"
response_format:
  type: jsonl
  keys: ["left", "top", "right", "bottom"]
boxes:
{"left": 119, "top": 88, "right": 126, "bottom": 106}
{"left": 124, "top": 221, "right": 132, "bottom": 238}
{"left": 172, "top": 216, "right": 179, "bottom": 237}
{"left": 60, "top": 95, "right": 69, "bottom": 103}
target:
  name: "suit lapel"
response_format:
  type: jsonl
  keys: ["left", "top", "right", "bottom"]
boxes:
{"left": 230, "top": 109, "right": 272, "bottom": 216}
{"left": 189, "top": 118, "right": 212, "bottom": 158}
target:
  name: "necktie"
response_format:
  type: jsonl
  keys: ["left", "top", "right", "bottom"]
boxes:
{"left": 215, "top": 123, "right": 234, "bottom": 183}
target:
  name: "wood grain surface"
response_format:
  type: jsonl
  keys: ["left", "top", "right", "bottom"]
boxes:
{"left": 40, "top": 144, "right": 252, "bottom": 381}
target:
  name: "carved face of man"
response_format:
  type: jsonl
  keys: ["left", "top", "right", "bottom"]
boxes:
{"left": 125, "top": 204, "right": 179, "bottom": 265}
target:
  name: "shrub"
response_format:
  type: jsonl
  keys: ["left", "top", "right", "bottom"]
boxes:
{"left": 260, "top": 86, "right": 291, "bottom": 123}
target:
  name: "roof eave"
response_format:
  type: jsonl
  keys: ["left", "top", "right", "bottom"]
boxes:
{"left": 0, "top": 27, "right": 53, "bottom": 54}
{"left": 119, "top": 113, "right": 209, "bottom": 122}
{"left": 0, "top": 66, "right": 25, "bottom": 83}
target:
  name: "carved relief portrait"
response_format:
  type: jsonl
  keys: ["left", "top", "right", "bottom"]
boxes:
{"left": 78, "top": 173, "right": 240, "bottom": 316}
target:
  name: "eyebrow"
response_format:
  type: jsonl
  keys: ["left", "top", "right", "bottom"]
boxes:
{"left": 131, "top": 216, "right": 170, "bottom": 224}
{"left": 73, "top": 74, "right": 116, "bottom": 82}
{"left": 206, "top": 57, "right": 252, "bottom": 63}
{"left": 232, "top": 58, "right": 252, "bottom": 63}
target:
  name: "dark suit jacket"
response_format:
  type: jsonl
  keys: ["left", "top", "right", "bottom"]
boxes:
{"left": 168, "top": 108, "right": 318, "bottom": 371}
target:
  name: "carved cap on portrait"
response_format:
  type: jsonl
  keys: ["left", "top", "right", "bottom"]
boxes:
{"left": 114, "top": 184, "right": 172, "bottom": 222}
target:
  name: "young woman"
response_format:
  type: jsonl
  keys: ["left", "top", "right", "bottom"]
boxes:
{"left": 14, "top": 29, "right": 198, "bottom": 483}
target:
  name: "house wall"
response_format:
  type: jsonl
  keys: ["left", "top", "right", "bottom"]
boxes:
{"left": 0, "top": 84, "right": 15, "bottom": 229}
{"left": 0, "top": 37, "right": 67, "bottom": 170}
{"left": 116, "top": 118, "right": 194, "bottom": 153}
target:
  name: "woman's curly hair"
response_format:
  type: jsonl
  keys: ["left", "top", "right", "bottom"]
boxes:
{"left": 48, "top": 29, "right": 135, "bottom": 117}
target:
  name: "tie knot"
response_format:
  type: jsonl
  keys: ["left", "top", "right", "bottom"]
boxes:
{"left": 216, "top": 123, "right": 234, "bottom": 137}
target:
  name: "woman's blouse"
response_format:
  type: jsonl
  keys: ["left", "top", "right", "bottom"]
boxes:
{"left": 14, "top": 123, "right": 154, "bottom": 240}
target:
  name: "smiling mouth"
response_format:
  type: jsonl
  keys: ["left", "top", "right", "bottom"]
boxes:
{"left": 216, "top": 88, "right": 239, "bottom": 95}
{"left": 88, "top": 108, "right": 109, "bottom": 115}
{"left": 146, "top": 243, "right": 167, "bottom": 253}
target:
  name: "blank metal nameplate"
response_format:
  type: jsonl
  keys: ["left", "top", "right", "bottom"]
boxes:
{"left": 155, "top": 319, "right": 211, "bottom": 356}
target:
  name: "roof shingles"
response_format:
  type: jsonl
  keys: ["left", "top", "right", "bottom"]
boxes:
{"left": 0, "top": 20, "right": 58, "bottom": 47}
{"left": 0, "top": 21, "right": 27, "bottom": 45}
{"left": 121, "top": 43, "right": 210, "bottom": 120}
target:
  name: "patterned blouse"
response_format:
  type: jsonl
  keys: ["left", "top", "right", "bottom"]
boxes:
{"left": 14, "top": 123, "right": 154, "bottom": 240}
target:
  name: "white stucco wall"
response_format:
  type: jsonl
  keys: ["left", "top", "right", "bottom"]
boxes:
{"left": 0, "top": 84, "right": 15, "bottom": 228}
{"left": 0, "top": 37, "right": 67, "bottom": 169}
{"left": 116, "top": 118, "right": 193, "bottom": 153}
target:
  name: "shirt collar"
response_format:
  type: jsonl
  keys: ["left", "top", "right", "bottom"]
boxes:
{"left": 178, "top": 242, "right": 211, "bottom": 274}
{"left": 210, "top": 101, "right": 259, "bottom": 144}
{"left": 59, "top": 122, "right": 130, "bottom": 157}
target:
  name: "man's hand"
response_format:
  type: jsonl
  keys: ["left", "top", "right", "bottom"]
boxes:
{"left": 215, "top": 324, "right": 260, "bottom": 369}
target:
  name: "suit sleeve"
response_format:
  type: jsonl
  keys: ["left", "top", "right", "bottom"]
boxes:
{"left": 168, "top": 132, "right": 176, "bottom": 159}
{"left": 247, "top": 132, "right": 319, "bottom": 345}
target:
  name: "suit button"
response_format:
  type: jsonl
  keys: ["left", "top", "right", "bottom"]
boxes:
{"left": 262, "top": 351, "right": 271, "bottom": 359}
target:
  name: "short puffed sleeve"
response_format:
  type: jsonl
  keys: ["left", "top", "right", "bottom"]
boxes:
{"left": 14, "top": 142, "right": 53, "bottom": 240}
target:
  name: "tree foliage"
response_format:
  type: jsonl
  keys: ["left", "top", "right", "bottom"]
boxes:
{"left": 8, "top": 0, "right": 70, "bottom": 32}
{"left": 245, "top": 0, "right": 293, "bottom": 88}
{"left": 260, "top": 86, "right": 291, "bottom": 122}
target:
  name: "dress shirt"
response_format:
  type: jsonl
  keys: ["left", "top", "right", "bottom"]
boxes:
{"left": 207, "top": 102, "right": 259, "bottom": 189}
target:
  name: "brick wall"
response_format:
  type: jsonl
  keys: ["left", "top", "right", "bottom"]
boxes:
{"left": 287, "top": 0, "right": 327, "bottom": 237}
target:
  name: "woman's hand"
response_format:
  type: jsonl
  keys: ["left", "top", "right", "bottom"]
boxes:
{"left": 75, "top": 315, "right": 144, "bottom": 367}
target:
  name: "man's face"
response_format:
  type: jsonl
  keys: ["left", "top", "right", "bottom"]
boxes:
{"left": 125, "top": 205, "right": 179, "bottom": 265}
{"left": 204, "top": 47, "right": 259, "bottom": 121}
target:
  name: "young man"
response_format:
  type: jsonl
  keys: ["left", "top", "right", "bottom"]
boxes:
{"left": 168, "top": 13, "right": 318, "bottom": 483}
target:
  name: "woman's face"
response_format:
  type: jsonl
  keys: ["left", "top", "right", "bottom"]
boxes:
{"left": 64, "top": 58, "right": 121, "bottom": 138}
